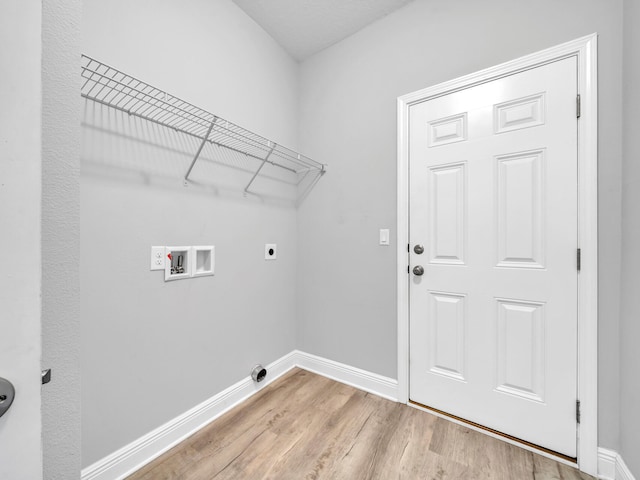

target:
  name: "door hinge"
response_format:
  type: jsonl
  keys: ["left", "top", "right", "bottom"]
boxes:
{"left": 577, "top": 248, "right": 581, "bottom": 271}
{"left": 576, "top": 400, "right": 581, "bottom": 424}
{"left": 576, "top": 94, "right": 581, "bottom": 118}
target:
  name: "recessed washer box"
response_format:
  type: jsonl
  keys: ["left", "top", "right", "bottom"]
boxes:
{"left": 191, "top": 246, "right": 215, "bottom": 277}
{"left": 164, "top": 246, "right": 190, "bottom": 281}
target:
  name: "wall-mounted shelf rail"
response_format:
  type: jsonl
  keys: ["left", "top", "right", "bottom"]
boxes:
{"left": 80, "top": 55, "right": 325, "bottom": 191}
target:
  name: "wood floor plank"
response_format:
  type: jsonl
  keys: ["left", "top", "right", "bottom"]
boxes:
{"left": 333, "top": 399, "right": 405, "bottom": 480}
{"left": 532, "top": 453, "right": 596, "bottom": 480}
{"left": 240, "top": 399, "right": 353, "bottom": 477}
{"left": 556, "top": 459, "right": 599, "bottom": 480}
{"left": 183, "top": 370, "right": 330, "bottom": 480}
{"left": 263, "top": 389, "right": 378, "bottom": 480}
{"left": 127, "top": 368, "right": 312, "bottom": 480}
{"left": 429, "top": 415, "right": 535, "bottom": 479}
{"left": 129, "top": 446, "right": 199, "bottom": 480}
{"left": 401, "top": 448, "right": 481, "bottom": 480}
{"left": 126, "top": 369, "right": 595, "bottom": 480}
{"left": 365, "top": 403, "right": 439, "bottom": 479}
{"left": 533, "top": 453, "right": 566, "bottom": 479}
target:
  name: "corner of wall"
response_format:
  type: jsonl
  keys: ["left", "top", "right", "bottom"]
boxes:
{"left": 619, "top": 0, "right": 640, "bottom": 477}
{"left": 41, "top": 0, "right": 82, "bottom": 479}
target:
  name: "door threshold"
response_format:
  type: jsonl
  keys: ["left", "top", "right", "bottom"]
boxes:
{"left": 409, "top": 400, "right": 577, "bottom": 464}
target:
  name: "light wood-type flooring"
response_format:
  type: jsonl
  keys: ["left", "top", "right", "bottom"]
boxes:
{"left": 127, "top": 368, "right": 595, "bottom": 480}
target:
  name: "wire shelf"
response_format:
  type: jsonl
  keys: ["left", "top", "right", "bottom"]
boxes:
{"left": 80, "top": 54, "right": 325, "bottom": 190}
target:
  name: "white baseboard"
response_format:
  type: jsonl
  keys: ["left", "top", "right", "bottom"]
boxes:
{"left": 598, "top": 448, "right": 617, "bottom": 479}
{"left": 81, "top": 350, "right": 399, "bottom": 480}
{"left": 293, "top": 350, "right": 399, "bottom": 402}
{"left": 598, "top": 448, "right": 636, "bottom": 480}
{"left": 80, "top": 351, "right": 299, "bottom": 480}
{"left": 616, "top": 455, "right": 636, "bottom": 480}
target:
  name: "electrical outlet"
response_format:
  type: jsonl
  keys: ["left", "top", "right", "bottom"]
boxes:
{"left": 150, "top": 246, "right": 165, "bottom": 270}
{"left": 265, "top": 244, "right": 277, "bottom": 260}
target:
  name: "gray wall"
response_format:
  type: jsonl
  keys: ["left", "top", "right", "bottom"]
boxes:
{"left": 297, "top": 0, "right": 624, "bottom": 450}
{"left": 620, "top": 0, "right": 640, "bottom": 476}
{"left": 0, "top": 2, "right": 43, "bottom": 478}
{"left": 79, "top": 0, "right": 637, "bottom": 470}
{"left": 81, "top": 0, "right": 301, "bottom": 466}
{"left": 42, "top": 0, "right": 82, "bottom": 478}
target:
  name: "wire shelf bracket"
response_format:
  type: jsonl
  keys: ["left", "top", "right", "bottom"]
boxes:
{"left": 184, "top": 118, "right": 217, "bottom": 185}
{"left": 80, "top": 54, "right": 326, "bottom": 192}
{"left": 245, "top": 142, "right": 277, "bottom": 193}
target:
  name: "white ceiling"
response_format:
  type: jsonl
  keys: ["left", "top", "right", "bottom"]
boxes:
{"left": 231, "top": 0, "right": 414, "bottom": 62}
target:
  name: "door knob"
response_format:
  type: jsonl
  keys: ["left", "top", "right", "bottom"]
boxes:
{"left": 413, "top": 244, "right": 424, "bottom": 254}
{"left": 0, "top": 377, "right": 15, "bottom": 419}
{"left": 413, "top": 265, "right": 424, "bottom": 276}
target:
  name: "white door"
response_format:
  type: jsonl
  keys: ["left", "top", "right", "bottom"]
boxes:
{"left": 409, "top": 57, "right": 578, "bottom": 457}
{"left": 0, "top": 2, "right": 44, "bottom": 478}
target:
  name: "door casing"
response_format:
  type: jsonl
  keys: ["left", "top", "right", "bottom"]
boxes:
{"left": 396, "top": 34, "right": 598, "bottom": 475}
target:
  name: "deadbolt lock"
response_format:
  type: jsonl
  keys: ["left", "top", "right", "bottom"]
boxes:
{"left": 413, "top": 244, "right": 424, "bottom": 254}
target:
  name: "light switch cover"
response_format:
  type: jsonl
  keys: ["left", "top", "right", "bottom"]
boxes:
{"left": 379, "top": 229, "right": 390, "bottom": 246}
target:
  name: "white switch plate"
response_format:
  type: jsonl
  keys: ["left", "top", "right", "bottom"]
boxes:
{"left": 150, "top": 246, "right": 165, "bottom": 270}
{"left": 265, "top": 244, "right": 277, "bottom": 260}
{"left": 379, "top": 229, "right": 390, "bottom": 246}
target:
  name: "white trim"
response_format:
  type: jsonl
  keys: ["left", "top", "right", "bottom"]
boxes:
{"left": 80, "top": 351, "right": 299, "bottom": 480}
{"left": 397, "top": 33, "right": 598, "bottom": 476}
{"left": 576, "top": 33, "right": 599, "bottom": 477}
{"left": 598, "top": 448, "right": 637, "bottom": 480}
{"left": 293, "top": 350, "right": 399, "bottom": 402}
{"left": 81, "top": 350, "right": 398, "bottom": 480}
{"left": 599, "top": 448, "right": 618, "bottom": 480}
{"left": 397, "top": 93, "right": 410, "bottom": 405}
{"left": 616, "top": 455, "right": 636, "bottom": 480}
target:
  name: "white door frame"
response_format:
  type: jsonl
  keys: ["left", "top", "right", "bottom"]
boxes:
{"left": 396, "top": 34, "right": 598, "bottom": 475}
